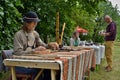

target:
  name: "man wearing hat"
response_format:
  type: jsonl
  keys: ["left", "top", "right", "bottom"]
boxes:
{"left": 14, "top": 11, "right": 59, "bottom": 80}
{"left": 14, "top": 11, "right": 59, "bottom": 55}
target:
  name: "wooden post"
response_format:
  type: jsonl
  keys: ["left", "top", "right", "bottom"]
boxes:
{"left": 11, "top": 66, "right": 16, "bottom": 80}
{"left": 51, "top": 70, "right": 56, "bottom": 80}
{"left": 56, "top": 12, "right": 59, "bottom": 44}
{"left": 34, "top": 69, "right": 44, "bottom": 80}
{"left": 59, "top": 22, "right": 66, "bottom": 45}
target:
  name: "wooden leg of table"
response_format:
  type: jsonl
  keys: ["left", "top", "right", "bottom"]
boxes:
{"left": 11, "top": 66, "right": 16, "bottom": 80}
{"left": 51, "top": 70, "right": 56, "bottom": 80}
{"left": 34, "top": 69, "right": 44, "bottom": 80}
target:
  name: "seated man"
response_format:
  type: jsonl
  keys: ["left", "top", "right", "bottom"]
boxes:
{"left": 14, "top": 11, "right": 59, "bottom": 80}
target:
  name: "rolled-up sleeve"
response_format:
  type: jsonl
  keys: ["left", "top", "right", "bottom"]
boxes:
{"left": 34, "top": 31, "right": 48, "bottom": 48}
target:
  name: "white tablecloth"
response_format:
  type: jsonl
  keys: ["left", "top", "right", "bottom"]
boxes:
{"left": 81, "top": 45, "right": 105, "bottom": 64}
{"left": 99, "top": 45, "right": 105, "bottom": 59}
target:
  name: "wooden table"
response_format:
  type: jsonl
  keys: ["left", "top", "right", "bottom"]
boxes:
{"left": 4, "top": 58, "right": 60, "bottom": 80}
{"left": 3, "top": 48, "right": 95, "bottom": 80}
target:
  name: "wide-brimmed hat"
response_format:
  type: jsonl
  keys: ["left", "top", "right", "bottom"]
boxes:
{"left": 23, "top": 11, "right": 40, "bottom": 23}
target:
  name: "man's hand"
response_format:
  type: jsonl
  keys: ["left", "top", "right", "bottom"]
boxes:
{"left": 34, "top": 46, "right": 46, "bottom": 51}
{"left": 33, "top": 46, "right": 50, "bottom": 54}
{"left": 100, "top": 32, "right": 106, "bottom": 36}
{"left": 48, "top": 42, "right": 59, "bottom": 50}
{"left": 100, "top": 32, "right": 110, "bottom": 36}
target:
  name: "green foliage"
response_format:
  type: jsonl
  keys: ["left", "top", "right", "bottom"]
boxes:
{"left": 19, "top": 0, "right": 106, "bottom": 44}
{"left": 92, "top": 0, "right": 120, "bottom": 43}
{"left": 0, "top": 0, "right": 120, "bottom": 51}
{"left": 0, "top": 71, "right": 10, "bottom": 80}
{"left": 81, "top": 0, "right": 106, "bottom": 14}
{"left": 0, "top": 0, "right": 23, "bottom": 51}
{"left": 80, "top": 34, "right": 92, "bottom": 41}
{"left": 92, "top": 30, "right": 104, "bottom": 43}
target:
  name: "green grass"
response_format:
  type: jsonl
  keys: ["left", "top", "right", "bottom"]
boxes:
{"left": 0, "top": 42, "right": 120, "bottom": 80}
{"left": 0, "top": 71, "right": 10, "bottom": 80}
{"left": 91, "top": 41, "right": 120, "bottom": 80}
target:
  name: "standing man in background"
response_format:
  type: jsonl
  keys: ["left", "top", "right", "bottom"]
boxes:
{"left": 101, "top": 15, "right": 117, "bottom": 72}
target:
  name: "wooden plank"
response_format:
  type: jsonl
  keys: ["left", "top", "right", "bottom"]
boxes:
{"left": 11, "top": 67, "right": 16, "bottom": 80}
{"left": 4, "top": 59, "right": 60, "bottom": 70}
{"left": 12, "top": 55, "right": 58, "bottom": 60}
{"left": 51, "top": 70, "right": 56, "bottom": 80}
{"left": 56, "top": 12, "right": 60, "bottom": 44}
{"left": 59, "top": 22, "right": 66, "bottom": 45}
{"left": 34, "top": 69, "right": 44, "bottom": 80}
